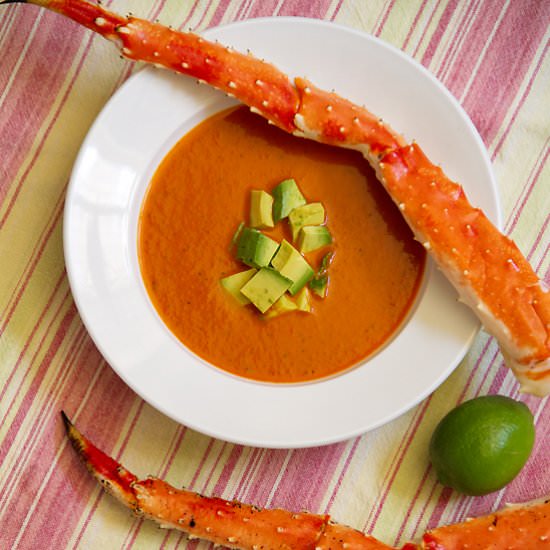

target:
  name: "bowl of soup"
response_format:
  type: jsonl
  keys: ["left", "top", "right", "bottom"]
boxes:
{"left": 64, "top": 18, "right": 499, "bottom": 447}
{"left": 139, "top": 105, "right": 426, "bottom": 383}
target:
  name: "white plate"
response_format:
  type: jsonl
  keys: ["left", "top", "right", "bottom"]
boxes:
{"left": 64, "top": 18, "right": 500, "bottom": 448}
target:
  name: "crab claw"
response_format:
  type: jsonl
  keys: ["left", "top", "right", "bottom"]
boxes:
{"left": 61, "top": 411, "right": 139, "bottom": 510}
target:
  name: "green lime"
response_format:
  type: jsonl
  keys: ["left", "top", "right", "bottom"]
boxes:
{"left": 429, "top": 395, "right": 535, "bottom": 496}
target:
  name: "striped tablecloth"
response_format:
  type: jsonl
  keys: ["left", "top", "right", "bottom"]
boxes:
{"left": 1, "top": 1, "right": 548, "bottom": 548}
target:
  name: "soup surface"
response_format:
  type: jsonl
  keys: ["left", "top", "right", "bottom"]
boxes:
{"left": 139, "top": 106, "right": 425, "bottom": 383}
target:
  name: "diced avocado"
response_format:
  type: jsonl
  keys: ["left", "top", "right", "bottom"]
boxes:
{"left": 271, "top": 240, "right": 314, "bottom": 295}
{"left": 309, "top": 275, "right": 328, "bottom": 298}
{"left": 272, "top": 179, "right": 307, "bottom": 223}
{"left": 249, "top": 190, "right": 274, "bottom": 229}
{"left": 308, "top": 252, "right": 333, "bottom": 299}
{"left": 240, "top": 268, "right": 292, "bottom": 313}
{"left": 288, "top": 202, "right": 325, "bottom": 241}
{"left": 264, "top": 294, "right": 298, "bottom": 319}
{"left": 294, "top": 286, "right": 312, "bottom": 312}
{"left": 237, "top": 227, "right": 279, "bottom": 268}
{"left": 297, "top": 225, "right": 333, "bottom": 254}
{"left": 220, "top": 268, "right": 257, "bottom": 305}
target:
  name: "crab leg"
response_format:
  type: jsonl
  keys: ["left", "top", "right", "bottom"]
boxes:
{"left": 379, "top": 144, "right": 550, "bottom": 396}
{"left": 62, "top": 412, "right": 395, "bottom": 550}
{"left": 63, "top": 412, "right": 550, "bottom": 549}
{"left": 6, "top": 0, "right": 300, "bottom": 132}
{"left": 292, "top": 79, "right": 550, "bottom": 396}
{"left": 3, "top": 0, "right": 549, "bottom": 395}
{"left": 418, "top": 497, "right": 550, "bottom": 549}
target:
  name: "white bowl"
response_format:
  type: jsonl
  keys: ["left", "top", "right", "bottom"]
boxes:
{"left": 64, "top": 18, "right": 500, "bottom": 448}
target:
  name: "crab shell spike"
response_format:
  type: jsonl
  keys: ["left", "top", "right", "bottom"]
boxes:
{"left": 378, "top": 144, "right": 550, "bottom": 395}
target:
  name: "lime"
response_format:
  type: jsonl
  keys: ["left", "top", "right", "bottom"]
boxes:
{"left": 429, "top": 395, "right": 535, "bottom": 496}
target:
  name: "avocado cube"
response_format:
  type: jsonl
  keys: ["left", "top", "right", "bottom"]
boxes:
{"left": 294, "top": 286, "right": 312, "bottom": 312}
{"left": 272, "top": 179, "right": 307, "bottom": 223}
{"left": 264, "top": 294, "right": 298, "bottom": 319}
{"left": 297, "top": 225, "right": 333, "bottom": 254}
{"left": 288, "top": 202, "right": 325, "bottom": 241}
{"left": 271, "top": 240, "right": 314, "bottom": 295}
{"left": 309, "top": 276, "right": 328, "bottom": 298}
{"left": 250, "top": 190, "right": 274, "bottom": 229}
{"left": 237, "top": 227, "right": 279, "bottom": 268}
{"left": 240, "top": 268, "right": 293, "bottom": 313}
{"left": 220, "top": 269, "right": 257, "bottom": 305}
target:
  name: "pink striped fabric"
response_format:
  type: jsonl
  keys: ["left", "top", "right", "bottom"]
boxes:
{"left": 0, "top": 1, "right": 548, "bottom": 548}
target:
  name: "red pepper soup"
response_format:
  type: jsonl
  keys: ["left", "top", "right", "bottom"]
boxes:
{"left": 138, "top": 106, "right": 425, "bottom": 383}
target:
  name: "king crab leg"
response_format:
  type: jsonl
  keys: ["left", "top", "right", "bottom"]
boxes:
{"left": 63, "top": 412, "right": 550, "bottom": 549}
{"left": 418, "top": 496, "right": 550, "bottom": 549}
{"left": 11, "top": 0, "right": 300, "bottom": 131}
{"left": 62, "top": 412, "right": 395, "bottom": 550}
{"left": 2, "top": 0, "right": 549, "bottom": 395}
{"left": 378, "top": 144, "right": 550, "bottom": 395}
{"left": 292, "top": 79, "right": 550, "bottom": 396}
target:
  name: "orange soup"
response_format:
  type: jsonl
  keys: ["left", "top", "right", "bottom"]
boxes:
{"left": 138, "top": 106, "right": 425, "bottom": 383}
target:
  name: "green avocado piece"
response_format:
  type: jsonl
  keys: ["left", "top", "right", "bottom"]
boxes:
{"left": 309, "top": 276, "right": 328, "bottom": 298}
{"left": 237, "top": 227, "right": 279, "bottom": 268}
{"left": 272, "top": 179, "right": 307, "bottom": 223}
{"left": 220, "top": 268, "right": 258, "bottom": 305}
{"left": 297, "top": 225, "right": 333, "bottom": 254}
{"left": 264, "top": 293, "right": 298, "bottom": 319}
{"left": 250, "top": 190, "right": 274, "bottom": 229}
{"left": 271, "top": 240, "right": 314, "bottom": 295}
{"left": 294, "top": 286, "right": 312, "bottom": 312}
{"left": 288, "top": 202, "right": 325, "bottom": 241}
{"left": 309, "top": 252, "right": 333, "bottom": 298}
{"left": 240, "top": 268, "right": 292, "bottom": 313}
